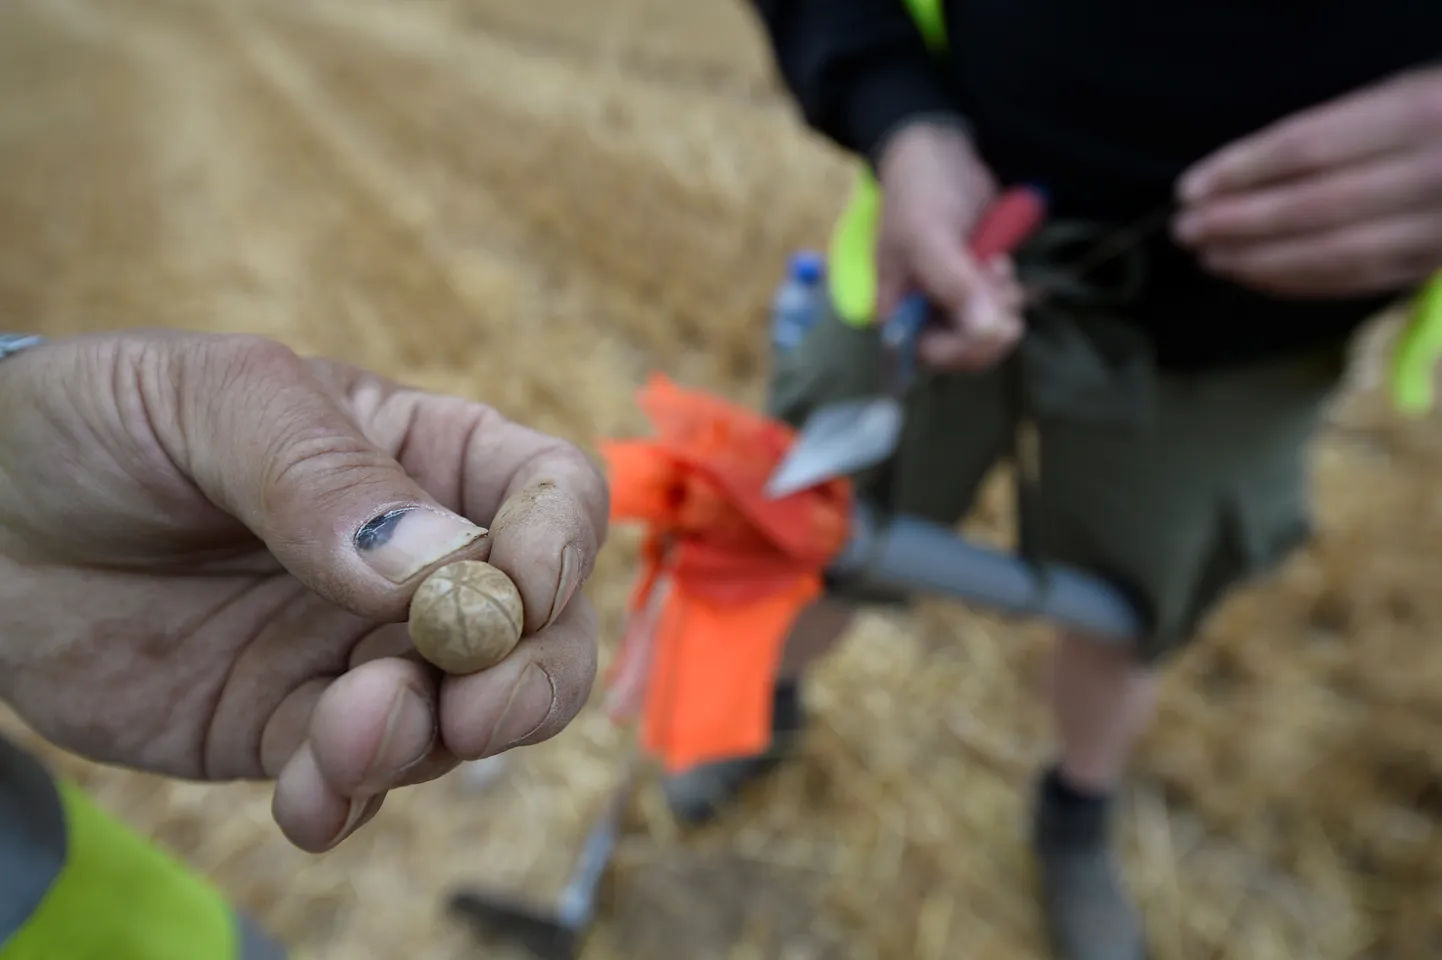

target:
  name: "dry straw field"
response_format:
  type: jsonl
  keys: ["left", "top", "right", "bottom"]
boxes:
{"left": 1, "top": 0, "right": 1440, "bottom": 957}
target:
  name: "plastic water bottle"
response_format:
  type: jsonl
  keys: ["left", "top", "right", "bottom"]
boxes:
{"left": 770, "top": 250, "right": 826, "bottom": 353}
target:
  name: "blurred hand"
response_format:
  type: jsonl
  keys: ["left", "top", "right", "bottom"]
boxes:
{"left": 1175, "top": 65, "right": 1442, "bottom": 298}
{"left": 875, "top": 120, "right": 1026, "bottom": 370}
{"left": 0, "top": 330, "right": 608, "bottom": 853}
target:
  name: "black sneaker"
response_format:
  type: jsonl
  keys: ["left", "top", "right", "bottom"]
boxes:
{"left": 1031, "top": 769, "right": 1149, "bottom": 960}
{"left": 660, "top": 681, "right": 806, "bottom": 825}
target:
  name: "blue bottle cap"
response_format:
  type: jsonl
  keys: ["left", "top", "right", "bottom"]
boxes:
{"left": 789, "top": 250, "right": 825, "bottom": 283}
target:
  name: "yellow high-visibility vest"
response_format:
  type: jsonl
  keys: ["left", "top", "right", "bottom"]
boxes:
{"left": 0, "top": 737, "right": 293, "bottom": 960}
{"left": 823, "top": 0, "right": 1442, "bottom": 415}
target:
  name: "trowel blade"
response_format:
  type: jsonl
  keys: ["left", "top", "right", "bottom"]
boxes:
{"left": 765, "top": 396, "right": 904, "bottom": 499}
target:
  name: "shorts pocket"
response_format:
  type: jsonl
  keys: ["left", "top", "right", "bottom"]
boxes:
{"left": 1018, "top": 308, "right": 1158, "bottom": 430}
{"left": 1230, "top": 450, "right": 1314, "bottom": 578}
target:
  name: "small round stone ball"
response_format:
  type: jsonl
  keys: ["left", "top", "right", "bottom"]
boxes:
{"left": 408, "top": 560, "right": 525, "bottom": 674}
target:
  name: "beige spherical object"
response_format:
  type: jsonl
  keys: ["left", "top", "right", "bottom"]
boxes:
{"left": 408, "top": 560, "right": 525, "bottom": 675}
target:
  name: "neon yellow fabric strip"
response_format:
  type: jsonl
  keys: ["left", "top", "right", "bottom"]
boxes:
{"left": 828, "top": 174, "right": 882, "bottom": 326}
{"left": 1391, "top": 271, "right": 1442, "bottom": 416}
{"left": 826, "top": 0, "right": 946, "bottom": 327}
{"left": 902, "top": 0, "right": 948, "bottom": 50}
{"left": 2, "top": 781, "right": 240, "bottom": 960}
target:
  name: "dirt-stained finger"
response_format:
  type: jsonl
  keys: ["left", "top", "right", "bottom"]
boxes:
{"left": 437, "top": 592, "right": 599, "bottom": 761}
{"left": 306, "top": 361, "right": 610, "bottom": 627}
{"left": 483, "top": 474, "right": 599, "bottom": 635}
{"left": 301, "top": 659, "right": 441, "bottom": 796}
{"left": 271, "top": 742, "right": 360, "bottom": 853}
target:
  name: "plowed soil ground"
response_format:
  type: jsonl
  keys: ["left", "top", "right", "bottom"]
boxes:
{"left": 3, "top": 2, "right": 1441, "bottom": 958}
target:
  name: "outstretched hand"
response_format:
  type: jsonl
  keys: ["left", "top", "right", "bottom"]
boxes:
{"left": 0, "top": 330, "right": 609, "bottom": 853}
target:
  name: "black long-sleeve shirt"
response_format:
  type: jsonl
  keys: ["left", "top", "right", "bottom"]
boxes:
{"left": 750, "top": 0, "right": 1442, "bottom": 370}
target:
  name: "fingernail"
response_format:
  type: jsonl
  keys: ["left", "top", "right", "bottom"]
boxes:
{"left": 483, "top": 663, "right": 555, "bottom": 757}
{"left": 545, "top": 544, "right": 583, "bottom": 629}
{"left": 329, "top": 795, "right": 372, "bottom": 849}
{"left": 361, "top": 686, "right": 434, "bottom": 792}
{"left": 355, "top": 506, "right": 486, "bottom": 583}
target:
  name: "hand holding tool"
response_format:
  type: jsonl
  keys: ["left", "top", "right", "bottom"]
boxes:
{"left": 765, "top": 184, "right": 1048, "bottom": 499}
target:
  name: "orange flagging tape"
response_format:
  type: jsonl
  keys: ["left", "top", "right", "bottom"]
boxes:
{"left": 597, "top": 375, "right": 852, "bottom": 771}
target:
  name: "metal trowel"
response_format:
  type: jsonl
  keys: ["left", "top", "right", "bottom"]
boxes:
{"left": 765, "top": 184, "right": 1049, "bottom": 499}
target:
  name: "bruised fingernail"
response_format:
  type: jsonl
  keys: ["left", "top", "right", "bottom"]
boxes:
{"left": 483, "top": 663, "right": 555, "bottom": 757}
{"left": 355, "top": 507, "right": 486, "bottom": 583}
{"left": 546, "top": 544, "right": 583, "bottom": 629}
{"left": 362, "top": 686, "right": 434, "bottom": 792}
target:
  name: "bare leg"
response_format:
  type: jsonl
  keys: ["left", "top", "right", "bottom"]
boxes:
{"left": 776, "top": 597, "right": 856, "bottom": 680}
{"left": 1033, "top": 630, "right": 1156, "bottom": 960}
{"left": 1044, "top": 631, "right": 1159, "bottom": 791}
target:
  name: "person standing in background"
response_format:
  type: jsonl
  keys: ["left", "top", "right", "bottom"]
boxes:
{"left": 660, "top": 3, "right": 1442, "bottom": 958}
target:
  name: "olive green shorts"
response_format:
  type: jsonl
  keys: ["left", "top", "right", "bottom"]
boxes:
{"left": 766, "top": 288, "right": 1347, "bottom": 665}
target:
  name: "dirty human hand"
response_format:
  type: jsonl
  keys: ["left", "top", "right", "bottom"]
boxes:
{"left": 875, "top": 119, "right": 1027, "bottom": 371}
{"left": 1176, "top": 65, "right": 1442, "bottom": 298}
{"left": 0, "top": 330, "right": 608, "bottom": 853}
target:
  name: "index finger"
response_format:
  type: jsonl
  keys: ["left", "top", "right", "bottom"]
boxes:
{"left": 906, "top": 219, "right": 990, "bottom": 320}
{"left": 1180, "top": 71, "right": 1434, "bottom": 201}
{"left": 472, "top": 430, "right": 608, "bottom": 634}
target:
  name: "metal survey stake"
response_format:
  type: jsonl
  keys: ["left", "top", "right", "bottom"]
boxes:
{"left": 448, "top": 764, "right": 641, "bottom": 960}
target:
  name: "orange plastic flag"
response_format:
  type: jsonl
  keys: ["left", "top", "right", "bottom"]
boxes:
{"left": 598, "top": 374, "right": 852, "bottom": 771}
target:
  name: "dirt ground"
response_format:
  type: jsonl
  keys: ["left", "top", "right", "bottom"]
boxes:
{"left": 2, "top": 1, "right": 1441, "bottom": 958}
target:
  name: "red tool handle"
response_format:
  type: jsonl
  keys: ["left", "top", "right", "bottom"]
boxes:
{"left": 877, "top": 182, "right": 1048, "bottom": 389}
{"left": 969, "top": 184, "right": 1048, "bottom": 261}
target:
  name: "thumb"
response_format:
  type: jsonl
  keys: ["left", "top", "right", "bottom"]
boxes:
{"left": 875, "top": 233, "right": 911, "bottom": 322}
{"left": 909, "top": 222, "right": 1000, "bottom": 327}
{"left": 907, "top": 224, "right": 1018, "bottom": 367}
{"left": 175, "top": 337, "right": 484, "bottom": 621}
